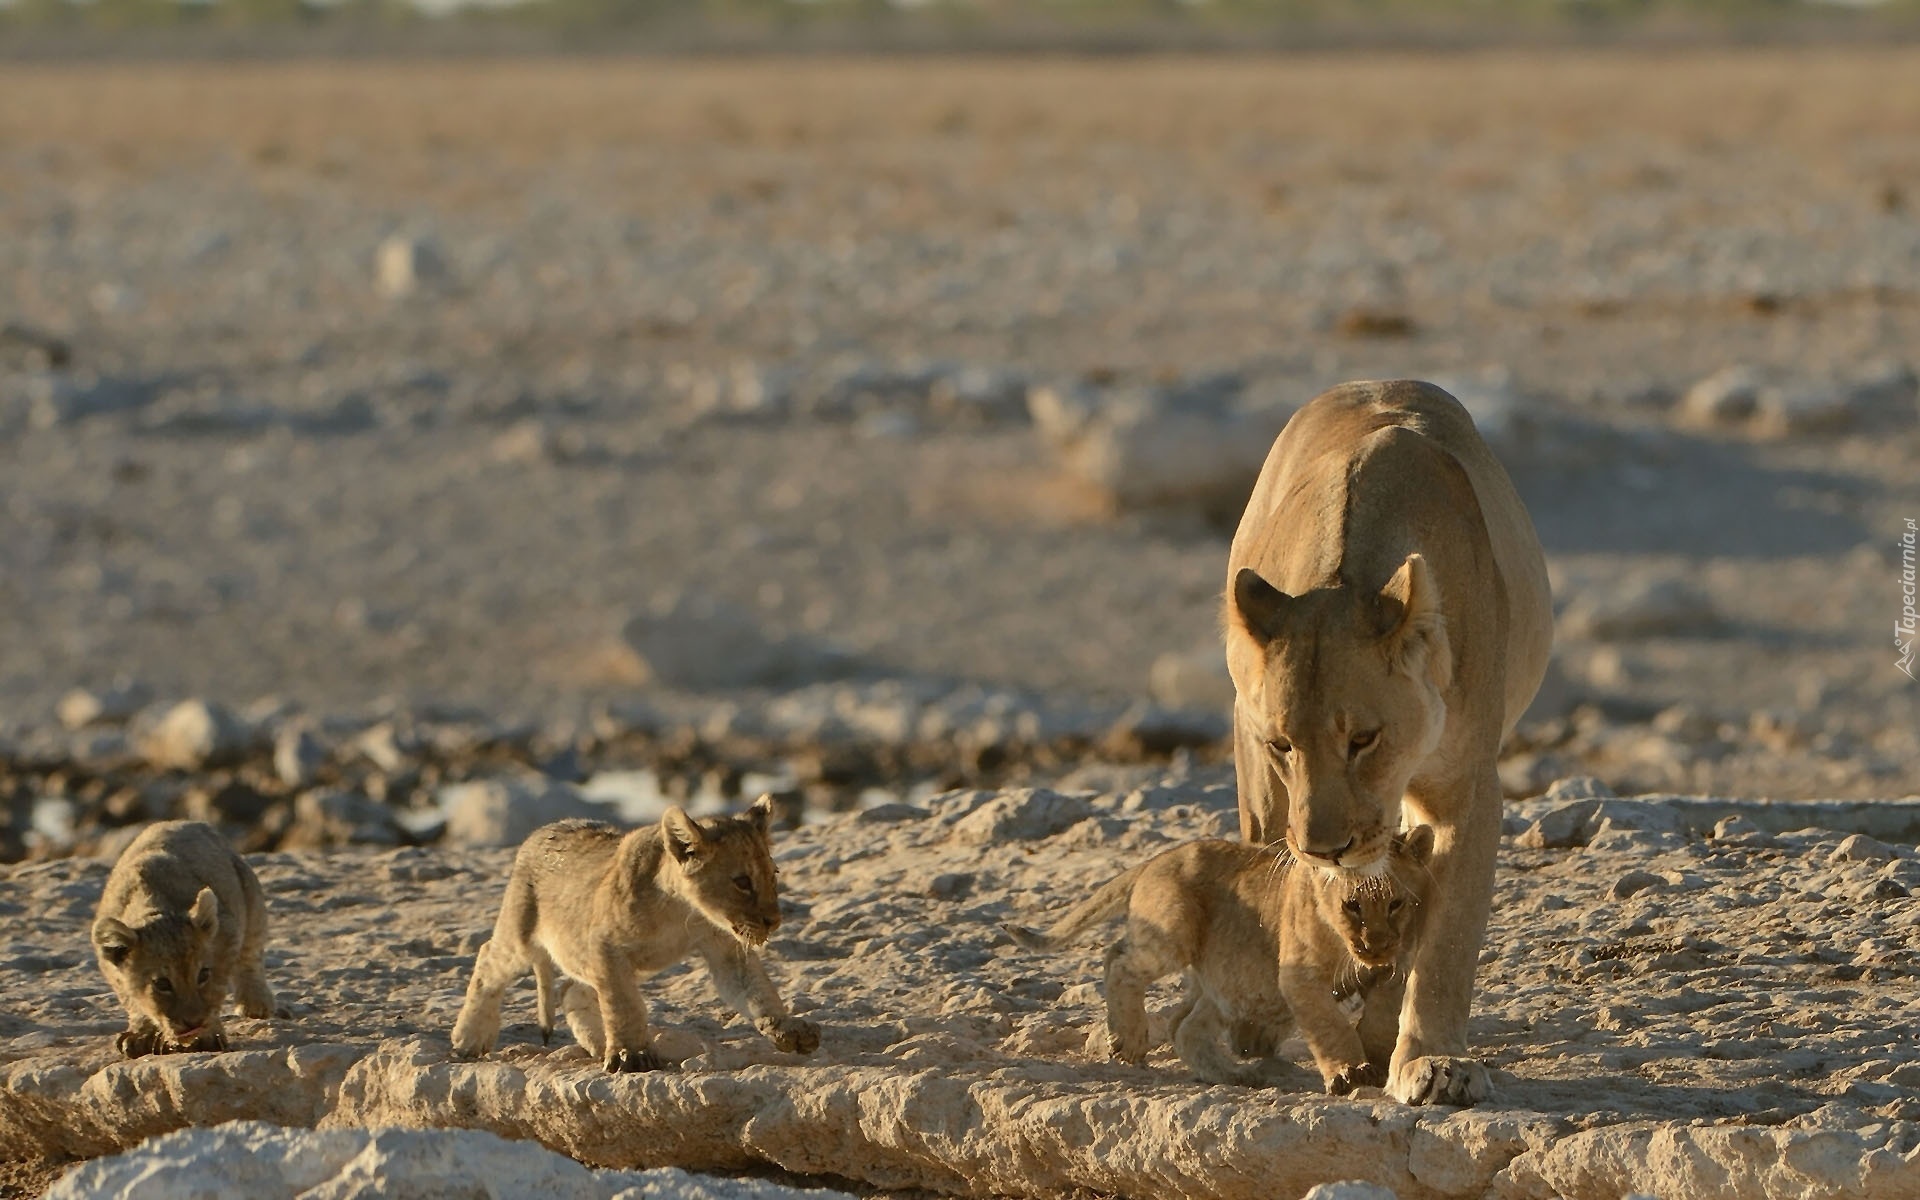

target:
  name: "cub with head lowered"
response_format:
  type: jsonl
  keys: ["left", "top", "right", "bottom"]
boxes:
{"left": 451, "top": 795, "right": 820, "bottom": 1071}
{"left": 1004, "top": 826, "right": 1433, "bottom": 1093}
{"left": 92, "top": 820, "right": 280, "bottom": 1057}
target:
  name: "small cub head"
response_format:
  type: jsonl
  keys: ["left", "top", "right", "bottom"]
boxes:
{"left": 92, "top": 887, "right": 226, "bottom": 1049}
{"left": 661, "top": 795, "right": 784, "bottom": 948}
{"left": 1316, "top": 825, "right": 1435, "bottom": 969}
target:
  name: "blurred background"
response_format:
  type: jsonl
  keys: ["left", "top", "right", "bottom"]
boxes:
{"left": 2, "top": 6, "right": 1919, "bottom": 863}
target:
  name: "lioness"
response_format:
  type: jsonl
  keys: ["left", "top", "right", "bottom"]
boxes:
{"left": 451, "top": 795, "right": 820, "bottom": 1072}
{"left": 1225, "top": 380, "right": 1552, "bottom": 1106}
{"left": 1004, "top": 827, "right": 1433, "bottom": 1093}
{"left": 91, "top": 820, "right": 278, "bottom": 1057}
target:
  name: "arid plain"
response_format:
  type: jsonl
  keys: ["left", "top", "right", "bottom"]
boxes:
{"left": 2, "top": 50, "right": 1919, "bottom": 1198}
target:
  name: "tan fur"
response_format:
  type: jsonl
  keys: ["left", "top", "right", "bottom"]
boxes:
{"left": 450, "top": 795, "right": 820, "bottom": 1072}
{"left": 1005, "top": 827, "right": 1433, "bottom": 1093}
{"left": 91, "top": 820, "right": 277, "bottom": 1057}
{"left": 1224, "top": 379, "right": 1553, "bottom": 1105}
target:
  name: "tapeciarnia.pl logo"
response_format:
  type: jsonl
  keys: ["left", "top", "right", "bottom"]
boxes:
{"left": 1899, "top": 518, "right": 1917, "bottom": 680}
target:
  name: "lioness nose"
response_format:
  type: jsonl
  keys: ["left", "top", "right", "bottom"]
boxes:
{"left": 1298, "top": 834, "right": 1356, "bottom": 864}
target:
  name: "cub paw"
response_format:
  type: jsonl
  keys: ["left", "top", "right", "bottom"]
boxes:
{"left": 605, "top": 1045, "right": 666, "bottom": 1074}
{"left": 760, "top": 1016, "right": 821, "bottom": 1055}
{"left": 114, "top": 1029, "right": 158, "bottom": 1059}
{"left": 1327, "top": 1062, "right": 1386, "bottom": 1096}
{"left": 1388, "top": 1055, "right": 1491, "bottom": 1107}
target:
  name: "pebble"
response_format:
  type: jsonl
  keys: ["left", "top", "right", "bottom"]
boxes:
{"left": 1563, "top": 576, "right": 1721, "bottom": 640}
{"left": 1680, "top": 365, "right": 1764, "bottom": 425}
{"left": 375, "top": 233, "right": 446, "bottom": 298}
{"left": 56, "top": 682, "right": 151, "bottom": 731}
{"left": 950, "top": 789, "right": 1092, "bottom": 846}
{"left": 438, "top": 778, "right": 607, "bottom": 848}
{"left": 274, "top": 723, "right": 329, "bottom": 789}
{"left": 1830, "top": 833, "right": 1895, "bottom": 864}
{"left": 1611, "top": 870, "right": 1666, "bottom": 900}
{"left": 134, "top": 700, "right": 254, "bottom": 771}
{"left": 1301, "top": 1183, "right": 1400, "bottom": 1200}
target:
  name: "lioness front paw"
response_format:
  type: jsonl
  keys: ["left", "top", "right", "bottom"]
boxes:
{"left": 1327, "top": 1062, "right": 1386, "bottom": 1096}
{"left": 759, "top": 1015, "right": 821, "bottom": 1055}
{"left": 605, "top": 1045, "right": 666, "bottom": 1074}
{"left": 1388, "top": 1055, "right": 1490, "bottom": 1106}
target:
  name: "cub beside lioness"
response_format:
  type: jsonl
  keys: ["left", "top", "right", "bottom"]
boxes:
{"left": 1005, "top": 826, "right": 1433, "bottom": 1093}
{"left": 451, "top": 795, "right": 820, "bottom": 1072}
{"left": 91, "top": 820, "right": 279, "bottom": 1057}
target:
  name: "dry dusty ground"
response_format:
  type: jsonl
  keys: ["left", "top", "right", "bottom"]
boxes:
{"left": 1, "top": 52, "right": 1918, "bottom": 801}
{"left": 3, "top": 48, "right": 1920, "bottom": 1199}
{"left": 2, "top": 775, "right": 1918, "bottom": 1197}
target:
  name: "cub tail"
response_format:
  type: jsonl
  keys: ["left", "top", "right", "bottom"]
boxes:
{"left": 1000, "top": 863, "right": 1147, "bottom": 951}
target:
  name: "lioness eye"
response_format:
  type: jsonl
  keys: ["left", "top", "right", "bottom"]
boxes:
{"left": 198, "top": 967, "right": 212, "bottom": 984}
{"left": 1266, "top": 738, "right": 1293, "bottom": 758}
{"left": 153, "top": 979, "right": 173, "bottom": 994}
{"left": 1349, "top": 730, "right": 1378, "bottom": 755}
{"left": 732, "top": 874, "right": 754, "bottom": 894}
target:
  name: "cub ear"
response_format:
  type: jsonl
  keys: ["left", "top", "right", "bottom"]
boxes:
{"left": 747, "top": 793, "right": 775, "bottom": 836}
{"left": 1232, "top": 567, "right": 1293, "bottom": 647}
{"left": 1377, "top": 554, "right": 1452, "bottom": 690}
{"left": 93, "top": 918, "right": 138, "bottom": 966}
{"left": 661, "top": 806, "right": 707, "bottom": 866}
{"left": 1394, "top": 824, "right": 1437, "bottom": 866}
{"left": 188, "top": 887, "right": 220, "bottom": 936}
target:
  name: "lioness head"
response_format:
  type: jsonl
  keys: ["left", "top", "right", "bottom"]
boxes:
{"left": 1231, "top": 553, "right": 1451, "bottom": 870}
{"left": 1311, "top": 825, "right": 1436, "bottom": 968}
{"left": 661, "top": 794, "right": 784, "bottom": 948}
{"left": 91, "top": 887, "right": 227, "bottom": 1049}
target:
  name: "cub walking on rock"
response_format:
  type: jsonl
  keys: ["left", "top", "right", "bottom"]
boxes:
{"left": 1004, "top": 826, "right": 1433, "bottom": 1093}
{"left": 91, "top": 820, "right": 279, "bottom": 1057}
{"left": 451, "top": 795, "right": 820, "bottom": 1072}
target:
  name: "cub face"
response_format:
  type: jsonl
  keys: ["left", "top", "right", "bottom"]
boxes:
{"left": 1316, "top": 825, "right": 1435, "bottom": 969}
{"left": 661, "top": 795, "right": 784, "bottom": 949}
{"left": 92, "top": 887, "right": 227, "bottom": 1051}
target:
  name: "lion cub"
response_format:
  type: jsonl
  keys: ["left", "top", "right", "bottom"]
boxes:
{"left": 451, "top": 795, "right": 820, "bottom": 1072}
{"left": 1005, "top": 826, "right": 1433, "bottom": 1094}
{"left": 91, "top": 820, "right": 278, "bottom": 1057}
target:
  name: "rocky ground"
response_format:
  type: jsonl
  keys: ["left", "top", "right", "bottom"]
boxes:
{"left": 3, "top": 48, "right": 1920, "bottom": 1198}
{"left": 2, "top": 774, "right": 1918, "bottom": 1197}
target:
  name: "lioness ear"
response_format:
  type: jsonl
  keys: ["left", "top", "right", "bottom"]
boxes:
{"left": 93, "top": 918, "right": 138, "bottom": 966}
{"left": 661, "top": 807, "right": 707, "bottom": 866}
{"left": 1232, "top": 568, "right": 1294, "bottom": 647}
{"left": 1395, "top": 824, "right": 1436, "bottom": 866}
{"left": 189, "top": 887, "right": 220, "bottom": 937}
{"left": 747, "top": 793, "right": 775, "bottom": 836}
{"left": 1378, "top": 554, "right": 1452, "bottom": 690}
